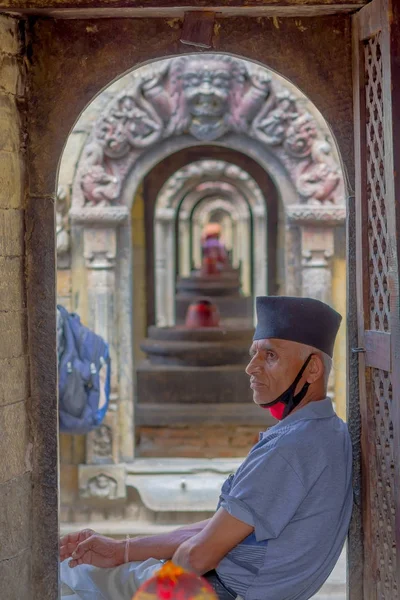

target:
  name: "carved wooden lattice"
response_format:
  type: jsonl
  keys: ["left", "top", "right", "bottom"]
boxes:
{"left": 365, "top": 32, "right": 398, "bottom": 599}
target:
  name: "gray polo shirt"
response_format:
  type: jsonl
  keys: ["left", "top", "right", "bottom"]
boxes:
{"left": 216, "top": 398, "right": 353, "bottom": 600}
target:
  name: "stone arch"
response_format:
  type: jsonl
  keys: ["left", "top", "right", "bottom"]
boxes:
{"left": 71, "top": 53, "right": 344, "bottom": 211}
{"left": 154, "top": 160, "right": 267, "bottom": 325}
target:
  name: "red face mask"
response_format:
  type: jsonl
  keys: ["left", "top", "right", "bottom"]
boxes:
{"left": 262, "top": 401, "right": 286, "bottom": 421}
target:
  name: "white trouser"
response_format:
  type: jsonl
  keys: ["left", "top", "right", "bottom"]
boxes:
{"left": 60, "top": 558, "right": 163, "bottom": 600}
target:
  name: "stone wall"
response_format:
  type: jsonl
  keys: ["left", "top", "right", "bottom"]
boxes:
{"left": 0, "top": 15, "right": 31, "bottom": 598}
{"left": 0, "top": 15, "right": 59, "bottom": 600}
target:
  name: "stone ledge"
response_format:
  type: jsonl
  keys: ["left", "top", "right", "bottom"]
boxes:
{"left": 70, "top": 205, "right": 129, "bottom": 225}
{"left": 286, "top": 204, "right": 346, "bottom": 225}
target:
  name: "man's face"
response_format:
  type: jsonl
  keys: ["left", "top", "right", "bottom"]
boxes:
{"left": 246, "top": 338, "right": 307, "bottom": 406}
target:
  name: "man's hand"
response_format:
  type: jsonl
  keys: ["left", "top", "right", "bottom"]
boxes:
{"left": 60, "top": 529, "right": 124, "bottom": 568}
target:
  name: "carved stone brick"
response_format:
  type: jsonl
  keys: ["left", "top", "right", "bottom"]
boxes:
{"left": 79, "top": 465, "right": 126, "bottom": 500}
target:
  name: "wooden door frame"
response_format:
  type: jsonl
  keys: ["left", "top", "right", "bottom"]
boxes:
{"left": 353, "top": 0, "right": 400, "bottom": 597}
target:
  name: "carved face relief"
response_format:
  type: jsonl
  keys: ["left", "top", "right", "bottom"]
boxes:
{"left": 87, "top": 473, "right": 118, "bottom": 499}
{"left": 181, "top": 58, "right": 234, "bottom": 141}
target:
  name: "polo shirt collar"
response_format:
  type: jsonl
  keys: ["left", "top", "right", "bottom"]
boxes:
{"left": 260, "top": 398, "right": 335, "bottom": 438}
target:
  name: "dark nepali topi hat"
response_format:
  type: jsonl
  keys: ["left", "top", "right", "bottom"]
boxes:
{"left": 253, "top": 296, "right": 342, "bottom": 358}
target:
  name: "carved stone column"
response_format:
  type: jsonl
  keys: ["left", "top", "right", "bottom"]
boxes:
{"left": 70, "top": 207, "right": 129, "bottom": 465}
{"left": 252, "top": 206, "right": 268, "bottom": 297}
{"left": 178, "top": 213, "right": 191, "bottom": 277}
{"left": 192, "top": 216, "right": 203, "bottom": 270}
{"left": 237, "top": 215, "right": 251, "bottom": 296}
{"left": 286, "top": 205, "right": 346, "bottom": 303}
{"left": 286, "top": 205, "right": 346, "bottom": 399}
{"left": 154, "top": 207, "right": 176, "bottom": 327}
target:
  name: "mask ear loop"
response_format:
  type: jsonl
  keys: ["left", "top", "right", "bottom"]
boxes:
{"left": 282, "top": 354, "right": 314, "bottom": 418}
{"left": 260, "top": 353, "right": 314, "bottom": 410}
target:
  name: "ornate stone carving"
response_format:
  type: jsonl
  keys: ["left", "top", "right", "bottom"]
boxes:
{"left": 70, "top": 205, "right": 129, "bottom": 226}
{"left": 87, "top": 411, "right": 119, "bottom": 465}
{"left": 75, "top": 55, "right": 344, "bottom": 209}
{"left": 286, "top": 204, "right": 346, "bottom": 225}
{"left": 56, "top": 185, "right": 71, "bottom": 268}
{"left": 79, "top": 465, "right": 126, "bottom": 500}
{"left": 83, "top": 228, "right": 117, "bottom": 270}
{"left": 92, "top": 424, "right": 113, "bottom": 458}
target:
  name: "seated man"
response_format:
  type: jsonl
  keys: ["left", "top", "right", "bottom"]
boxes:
{"left": 60, "top": 296, "right": 353, "bottom": 600}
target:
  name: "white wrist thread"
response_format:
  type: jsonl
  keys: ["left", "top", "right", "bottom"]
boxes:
{"left": 124, "top": 535, "right": 130, "bottom": 564}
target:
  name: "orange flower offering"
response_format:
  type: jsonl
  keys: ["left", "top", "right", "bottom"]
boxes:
{"left": 132, "top": 561, "right": 218, "bottom": 600}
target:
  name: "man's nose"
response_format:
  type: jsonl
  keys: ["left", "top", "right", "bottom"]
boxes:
{"left": 246, "top": 354, "right": 259, "bottom": 375}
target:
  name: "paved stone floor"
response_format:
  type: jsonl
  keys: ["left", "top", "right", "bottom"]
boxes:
{"left": 312, "top": 548, "right": 346, "bottom": 599}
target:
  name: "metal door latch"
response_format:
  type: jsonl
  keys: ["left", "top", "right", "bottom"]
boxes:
{"left": 351, "top": 347, "right": 366, "bottom": 353}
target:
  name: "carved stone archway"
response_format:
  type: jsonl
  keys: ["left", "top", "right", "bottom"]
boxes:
{"left": 71, "top": 54, "right": 344, "bottom": 210}
{"left": 67, "top": 52, "right": 346, "bottom": 463}
{"left": 154, "top": 160, "right": 265, "bottom": 325}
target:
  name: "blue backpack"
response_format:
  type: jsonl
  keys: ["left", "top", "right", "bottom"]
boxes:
{"left": 57, "top": 305, "right": 111, "bottom": 434}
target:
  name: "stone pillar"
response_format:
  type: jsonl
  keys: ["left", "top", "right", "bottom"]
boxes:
{"left": 286, "top": 205, "right": 346, "bottom": 401}
{"left": 253, "top": 207, "right": 268, "bottom": 297}
{"left": 238, "top": 215, "right": 251, "bottom": 296}
{"left": 178, "top": 213, "right": 191, "bottom": 277}
{"left": 0, "top": 16, "right": 59, "bottom": 600}
{"left": 192, "top": 215, "right": 202, "bottom": 269}
{"left": 286, "top": 205, "right": 346, "bottom": 303}
{"left": 70, "top": 207, "right": 129, "bottom": 465}
{"left": 154, "top": 208, "right": 175, "bottom": 326}
{"left": 300, "top": 227, "right": 334, "bottom": 303}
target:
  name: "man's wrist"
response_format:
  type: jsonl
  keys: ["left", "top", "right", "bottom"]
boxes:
{"left": 116, "top": 539, "right": 128, "bottom": 565}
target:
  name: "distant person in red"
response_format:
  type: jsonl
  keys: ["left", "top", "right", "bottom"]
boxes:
{"left": 201, "top": 223, "right": 228, "bottom": 272}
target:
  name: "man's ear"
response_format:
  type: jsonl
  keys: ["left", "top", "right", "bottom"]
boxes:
{"left": 306, "top": 354, "right": 324, "bottom": 384}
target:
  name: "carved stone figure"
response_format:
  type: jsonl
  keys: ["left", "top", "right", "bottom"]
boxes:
{"left": 92, "top": 424, "right": 113, "bottom": 458}
{"left": 86, "top": 473, "right": 118, "bottom": 499}
{"left": 252, "top": 90, "right": 298, "bottom": 145}
{"left": 76, "top": 55, "right": 344, "bottom": 208}
{"left": 284, "top": 112, "right": 320, "bottom": 158}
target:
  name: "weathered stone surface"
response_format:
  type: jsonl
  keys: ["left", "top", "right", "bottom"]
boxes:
{"left": 0, "top": 355, "right": 29, "bottom": 406}
{"left": 0, "top": 472, "right": 31, "bottom": 561}
{"left": 0, "top": 16, "right": 23, "bottom": 56}
{"left": 0, "top": 150, "right": 24, "bottom": 209}
{"left": 0, "top": 256, "right": 24, "bottom": 310}
{"left": 0, "top": 548, "right": 31, "bottom": 600}
{"left": 0, "top": 53, "right": 24, "bottom": 96}
{"left": 0, "top": 93, "right": 23, "bottom": 153}
{"left": 0, "top": 208, "right": 24, "bottom": 256}
{"left": 0, "top": 309, "right": 26, "bottom": 360}
{"left": 0, "top": 400, "right": 30, "bottom": 484}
